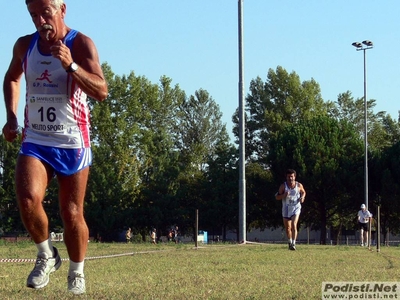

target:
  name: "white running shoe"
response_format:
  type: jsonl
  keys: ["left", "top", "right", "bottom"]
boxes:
{"left": 27, "top": 247, "right": 62, "bottom": 289}
{"left": 68, "top": 273, "right": 86, "bottom": 295}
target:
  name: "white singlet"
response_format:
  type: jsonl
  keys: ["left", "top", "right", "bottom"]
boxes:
{"left": 282, "top": 182, "right": 302, "bottom": 219}
{"left": 22, "top": 30, "right": 91, "bottom": 149}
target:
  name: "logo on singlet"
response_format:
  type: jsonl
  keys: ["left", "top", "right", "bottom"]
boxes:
{"left": 36, "top": 70, "right": 52, "bottom": 83}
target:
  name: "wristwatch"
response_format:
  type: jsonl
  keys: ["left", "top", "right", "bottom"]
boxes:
{"left": 66, "top": 62, "right": 78, "bottom": 73}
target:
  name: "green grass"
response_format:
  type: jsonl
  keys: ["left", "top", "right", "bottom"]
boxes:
{"left": 0, "top": 242, "right": 400, "bottom": 299}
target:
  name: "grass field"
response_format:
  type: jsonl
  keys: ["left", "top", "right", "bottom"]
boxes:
{"left": 1, "top": 241, "right": 400, "bottom": 299}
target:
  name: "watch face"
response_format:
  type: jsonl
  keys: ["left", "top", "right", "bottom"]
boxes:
{"left": 71, "top": 62, "right": 78, "bottom": 71}
{"left": 67, "top": 62, "right": 78, "bottom": 72}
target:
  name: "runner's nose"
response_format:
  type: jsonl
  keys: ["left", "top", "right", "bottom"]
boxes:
{"left": 39, "top": 16, "right": 47, "bottom": 27}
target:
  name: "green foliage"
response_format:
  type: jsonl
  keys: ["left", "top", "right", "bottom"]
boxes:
{"left": 328, "top": 91, "right": 400, "bottom": 151}
{"left": 177, "top": 88, "right": 228, "bottom": 174}
{"left": 370, "top": 141, "right": 400, "bottom": 235}
{"left": 241, "top": 66, "right": 328, "bottom": 164}
{"left": 86, "top": 63, "right": 232, "bottom": 240}
{"left": 0, "top": 136, "right": 23, "bottom": 233}
{"left": 236, "top": 65, "right": 400, "bottom": 243}
{"left": 202, "top": 139, "right": 239, "bottom": 239}
{"left": 245, "top": 163, "right": 277, "bottom": 229}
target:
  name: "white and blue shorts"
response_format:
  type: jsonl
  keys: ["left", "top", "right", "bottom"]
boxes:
{"left": 19, "top": 142, "right": 92, "bottom": 176}
{"left": 283, "top": 204, "right": 301, "bottom": 220}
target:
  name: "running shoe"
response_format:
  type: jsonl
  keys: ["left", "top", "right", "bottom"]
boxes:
{"left": 68, "top": 273, "right": 86, "bottom": 295}
{"left": 27, "top": 247, "right": 62, "bottom": 289}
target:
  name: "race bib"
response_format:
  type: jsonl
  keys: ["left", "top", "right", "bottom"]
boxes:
{"left": 286, "top": 189, "right": 298, "bottom": 206}
{"left": 28, "top": 94, "right": 69, "bottom": 133}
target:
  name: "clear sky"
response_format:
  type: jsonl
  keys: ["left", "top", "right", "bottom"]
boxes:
{"left": 1, "top": 1, "right": 399, "bottom": 142}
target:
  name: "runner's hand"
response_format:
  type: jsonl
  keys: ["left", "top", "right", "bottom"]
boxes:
{"left": 50, "top": 40, "right": 73, "bottom": 69}
{"left": 2, "top": 119, "right": 20, "bottom": 142}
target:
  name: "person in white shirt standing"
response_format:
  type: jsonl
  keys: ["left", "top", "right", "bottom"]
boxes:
{"left": 357, "top": 204, "right": 372, "bottom": 247}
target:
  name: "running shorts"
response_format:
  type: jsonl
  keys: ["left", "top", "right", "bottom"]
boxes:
{"left": 283, "top": 204, "right": 301, "bottom": 219}
{"left": 19, "top": 142, "right": 92, "bottom": 176}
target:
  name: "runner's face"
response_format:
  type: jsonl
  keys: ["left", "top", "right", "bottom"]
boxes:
{"left": 27, "top": 0, "right": 65, "bottom": 41}
{"left": 286, "top": 173, "right": 296, "bottom": 184}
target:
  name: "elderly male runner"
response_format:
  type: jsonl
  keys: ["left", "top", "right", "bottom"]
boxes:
{"left": 357, "top": 204, "right": 372, "bottom": 247}
{"left": 2, "top": 0, "right": 107, "bottom": 294}
{"left": 275, "top": 169, "right": 306, "bottom": 250}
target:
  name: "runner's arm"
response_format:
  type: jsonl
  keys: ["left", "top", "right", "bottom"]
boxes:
{"left": 3, "top": 36, "right": 31, "bottom": 142}
{"left": 275, "top": 184, "right": 288, "bottom": 200}
{"left": 299, "top": 183, "right": 306, "bottom": 203}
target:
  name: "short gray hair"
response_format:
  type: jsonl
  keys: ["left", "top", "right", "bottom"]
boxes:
{"left": 25, "top": 0, "right": 64, "bottom": 10}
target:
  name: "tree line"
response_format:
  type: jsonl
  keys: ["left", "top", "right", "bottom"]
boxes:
{"left": 1, "top": 64, "right": 399, "bottom": 244}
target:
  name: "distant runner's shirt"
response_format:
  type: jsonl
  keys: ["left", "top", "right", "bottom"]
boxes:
{"left": 281, "top": 182, "right": 302, "bottom": 218}
{"left": 283, "top": 182, "right": 301, "bottom": 206}
{"left": 22, "top": 29, "right": 91, "bottom": 149}
{"left": 358, "top": 210, "right": 372, "bottom": 224}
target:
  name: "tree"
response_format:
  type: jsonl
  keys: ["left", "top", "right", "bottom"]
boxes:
{"left": 86, "top": 64, "right": 231, "bottom": 240}
{"left": 245, "top": 163, "right": 277, "bottom": 231}
{"left": 328, "top": 91, "right": 400, "bottom": 152}
{"left": 370, "top": 141, "right": 400, "bottom": 240}
{"left": 177, "top": 88, "right": 229, "bottom": 174}
{"left": 131, "top": 75, "right": 186, "bottom": 238}
{"left": 86, "top": 64, "right": 144, "bottom": 239}
{"left": 237, "top": 66, "right": 328, "bottom": 165}
{"left": 202, "top": 139, "right": 238, "bottom": 241}
{"left": 0, "top": 136, "right": 22, "bottom": 234}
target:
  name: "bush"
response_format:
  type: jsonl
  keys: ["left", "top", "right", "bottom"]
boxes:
{"left": 131, "top": 233, "right": 143, "bottom": 243}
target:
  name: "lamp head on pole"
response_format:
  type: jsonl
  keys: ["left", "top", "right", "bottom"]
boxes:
{"left": 352, "top": 40, "right": 374, "bottom": 51}
{"left": 362, "top": 40, "right": 373, "bottom": 47}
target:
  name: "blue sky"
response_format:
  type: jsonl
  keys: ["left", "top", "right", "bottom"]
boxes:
{"left": 1, "top": 1, "right": 400, "bottom": 142}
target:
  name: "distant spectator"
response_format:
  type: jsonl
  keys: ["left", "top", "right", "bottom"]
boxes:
{"left": 174, "top": 226, "right": 180, "bottom": 244}
{"left": 96, "top": 233, "right": 102, "bottom": 243}
{"left": 150, "top": 229, "right": 157, "bottom": 245}
{"left": 126, "top": 228, "right": 132, "bottom": 243}
{"left": 168, "top": 229, "right": 174, "bottom": 242}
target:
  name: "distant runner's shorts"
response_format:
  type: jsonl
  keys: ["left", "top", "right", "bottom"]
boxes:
{"left": 283, "top": 205, "right": 301, "bottom": 220}
{"left": 358, "top": 222, "right": 369, "bottom": 231}
{"left": 19, "top": 142, "right": 92, "bottom": 176}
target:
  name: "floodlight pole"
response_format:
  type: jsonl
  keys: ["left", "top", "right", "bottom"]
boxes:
{"left": 238, "top": 0, "right": 246, "bottom": 243}
{"left": 352, "top": 40, "right": 373, "bottom": 211}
